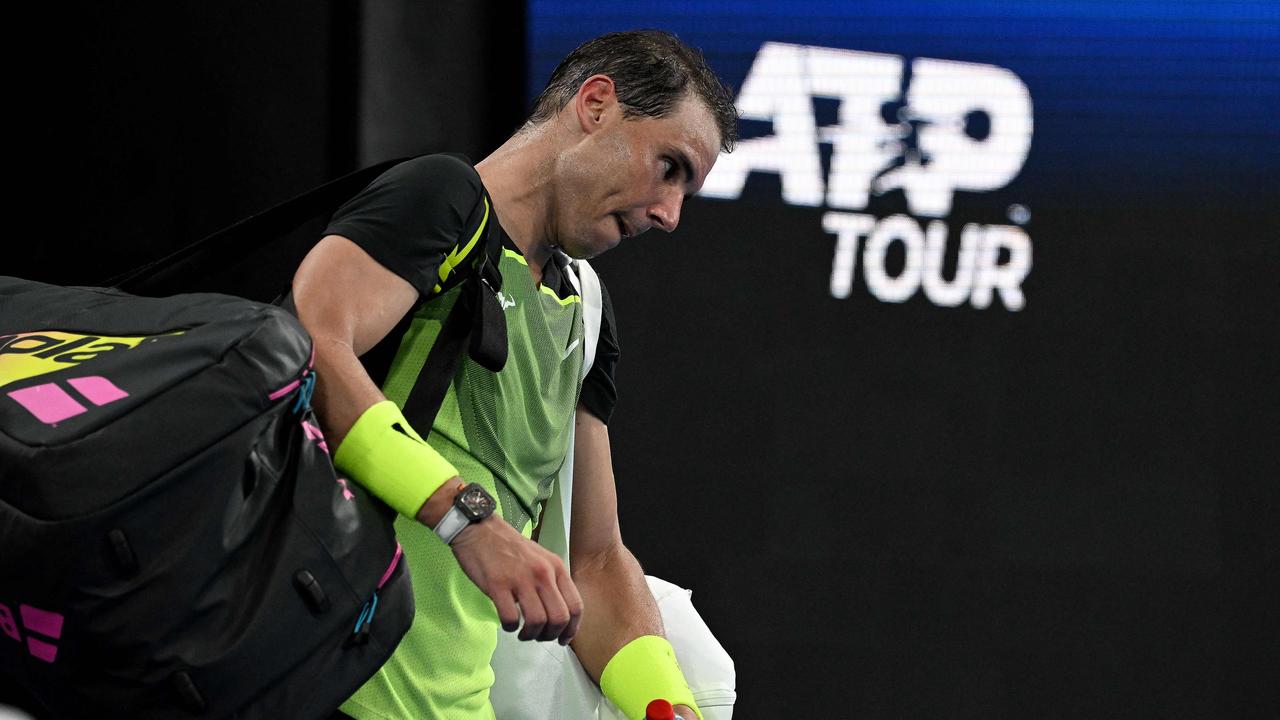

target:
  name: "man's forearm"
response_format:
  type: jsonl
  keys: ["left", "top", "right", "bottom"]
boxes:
{"left": 308, "top": 333, "right": 387, "bottom": 450}
{"left": 570, "top": 542, "right": 662, "bottom": 683}
{"left": 309, "top": 333, "right": 465, "bottom": 523}
{"left": 571, "top": 546, "right": 699, "bottom": 718}
{"left": 565, "top": 408, "right": 699, "bottom": 718}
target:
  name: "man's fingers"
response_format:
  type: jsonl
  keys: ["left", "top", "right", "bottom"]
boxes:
{"left": 493, "top": 589, "right": 521, "bottom": 632}
{"left": 455, "top": 521, "right": 580, "bottom": 642}
{"left": 515, "top": 585, "right": 547, "bottom": 641}
{"left": 535, "top": 576, "right": 572, "bottom": 642}
{"left": 556, "top": 568, "right": 583, "bottom": 645}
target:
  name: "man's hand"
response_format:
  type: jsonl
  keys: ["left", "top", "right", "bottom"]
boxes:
{"left": 450, "top": 516, "right": 584, "bottom": 645}
{"left": 674, "top": 705, "right": 699, "bottom": 720}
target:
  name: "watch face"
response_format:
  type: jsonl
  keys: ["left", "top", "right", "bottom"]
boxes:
{"left": 458, "top": 484, "right": 496, "bottom": 521}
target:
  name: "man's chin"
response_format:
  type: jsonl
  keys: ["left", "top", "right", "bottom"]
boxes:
{"left": 563, "top": 236, "right": 617, "bottom": 260}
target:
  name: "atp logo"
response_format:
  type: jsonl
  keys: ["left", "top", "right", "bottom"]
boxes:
{"left": 701, "top": 42, "right": 1035, "bottom": 310}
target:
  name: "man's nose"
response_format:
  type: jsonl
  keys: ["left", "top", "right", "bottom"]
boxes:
{"left": 647, "top": 188, "right": 684, "bottom": 233}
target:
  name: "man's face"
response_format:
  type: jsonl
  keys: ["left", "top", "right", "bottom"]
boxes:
{"left": 554, "top": 92, "right": 721, "bottom": 259}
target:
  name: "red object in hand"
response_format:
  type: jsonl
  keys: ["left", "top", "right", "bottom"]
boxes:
{"left": 646, "top": 698, "right": 675, "bottom": 720}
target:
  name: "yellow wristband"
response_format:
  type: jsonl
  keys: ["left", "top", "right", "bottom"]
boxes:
{"left": 600, "top": 635, "right": 702, "bottom": 720}
{"left": 332, "top": 400, "right": 458, "bottom": 519}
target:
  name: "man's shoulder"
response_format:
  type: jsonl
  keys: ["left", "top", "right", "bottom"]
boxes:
{"left": 380, "top": 153, "right": 482, "bottom": 195}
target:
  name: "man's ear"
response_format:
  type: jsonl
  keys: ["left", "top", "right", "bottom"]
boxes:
{"left": 574, "top": 74, "right": 618, "bottom": 133}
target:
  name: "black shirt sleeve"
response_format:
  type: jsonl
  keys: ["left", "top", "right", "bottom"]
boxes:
{"left": 580, "top": 277, "right": 620, "bottom": 425}
{"left": 324, "top": 154, "right": 485, "bottom": 299}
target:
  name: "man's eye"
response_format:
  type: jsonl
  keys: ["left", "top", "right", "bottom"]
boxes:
{"left": 661, "top": 158, "right": 676, "bottom": 178}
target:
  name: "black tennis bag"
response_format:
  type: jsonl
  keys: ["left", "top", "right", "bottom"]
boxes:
{"left": 0, "top": 277, "right": 412, "bottom": 718}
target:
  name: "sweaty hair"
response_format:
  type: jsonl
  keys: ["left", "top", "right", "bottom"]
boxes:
{"left": 525, "top": 30, "right": 739, "bottom": 153}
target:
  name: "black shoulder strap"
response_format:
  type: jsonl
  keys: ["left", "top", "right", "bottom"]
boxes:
{"left": 401, "top": 205, "right": 507, "bottom": 422}
{"left": 467, "top": 208, "right": 508, "bottom": 372}
{"left": 105, "top": 156, "right": 415, "bottom": 293}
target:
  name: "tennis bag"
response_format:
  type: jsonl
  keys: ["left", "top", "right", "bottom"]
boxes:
{"left": 0, "top": 277, "right": 412, "bottom": 718}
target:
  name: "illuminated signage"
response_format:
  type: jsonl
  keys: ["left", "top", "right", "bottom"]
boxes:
{"left": 702, "top": 42, "right": 1035, "bottom": 310}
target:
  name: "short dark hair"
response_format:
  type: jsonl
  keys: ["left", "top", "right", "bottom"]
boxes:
{"left": 526, "top": 30, "right": 739, "bottom": 153}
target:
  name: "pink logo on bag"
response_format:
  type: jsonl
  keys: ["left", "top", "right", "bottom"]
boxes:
{"left": 6, "top": 375, "right": 129, "bottom": 425}
{"left": 0, "top": 602, "right": 64, "bottom": 663}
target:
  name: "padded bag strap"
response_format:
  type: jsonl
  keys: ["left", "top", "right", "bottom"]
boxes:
{"left": 399, "top": 193, "right": 507, "bottom": 423}
{"left": 106, "top": 156, "right": 416, "bottom": 295}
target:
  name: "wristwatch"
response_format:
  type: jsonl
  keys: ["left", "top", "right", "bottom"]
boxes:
{"left": 434, "top": 482, "right": 496, "bottom": 545}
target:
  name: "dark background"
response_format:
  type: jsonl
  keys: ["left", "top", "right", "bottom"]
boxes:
{"left": 4, "top": 1, "right": 1278, "bottom": 718}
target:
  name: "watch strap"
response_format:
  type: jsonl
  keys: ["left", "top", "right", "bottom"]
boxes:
{"left": 435, "top": 505, "right": 471, "bottom": 545}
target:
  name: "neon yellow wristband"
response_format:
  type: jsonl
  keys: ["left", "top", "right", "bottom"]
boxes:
{"left": 332, "top": 400, "right": 459, "bottom": 519}
{"left": 600, "top": 635, "right": 702, "bottom": 720}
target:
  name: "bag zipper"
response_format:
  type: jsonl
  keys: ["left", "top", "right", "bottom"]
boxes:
{"left": 348, "top": 542, "right": 403, "bottom": 646}
{"left": 268, "top": 346, "right": 317, "bottom": 410}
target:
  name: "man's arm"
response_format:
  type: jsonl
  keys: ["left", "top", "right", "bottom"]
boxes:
{"left": 293, "top": 235, "right": 581, "bottom": 644}
{"left": 293, "top": 235, "right": 416, "bottom": 448}
{"left": 568, "top": 406, "right": 698, "bottom": 720}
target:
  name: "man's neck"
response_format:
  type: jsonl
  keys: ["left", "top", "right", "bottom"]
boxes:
{"left": 474, "top": 126, "right": 560, "bottom": 285}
